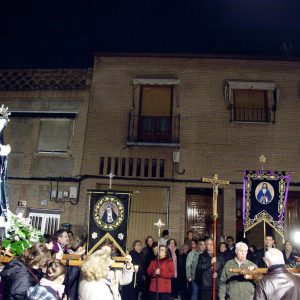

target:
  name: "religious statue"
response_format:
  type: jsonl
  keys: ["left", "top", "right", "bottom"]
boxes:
{"left": 0, "top": 105, "right": 11, "bottom": 221}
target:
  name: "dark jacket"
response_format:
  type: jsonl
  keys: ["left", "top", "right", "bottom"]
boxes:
{"left": 194, "top": 251, "right": 224, "bottom": 290}
{"left": 0, "top": 258, "right": 41, "bottom": 300}
{"left": 254, "top": 265, "right": 300, "bottom": 300}
{"left": 282, "top": 250, "right": 298, "bottom": 266}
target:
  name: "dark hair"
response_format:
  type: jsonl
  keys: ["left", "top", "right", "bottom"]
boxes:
{"left": 218, "top": 242, "right": 228, "bottom": 251}
{"left": 266, "top": 235, "right": 274, "bottom": 240}
{"left": 152, "top": 242, "right": 158, "bottom": 248}
{"left": 198, "top": 238, "right": 205, "bottom": 243}
{"left": 46, "top": 259, "right": 65, "bottom": 281}
{"left": 205, "top": 237, "right": 213, "bottom": 243}
{"left": 158, "top": 245, "right": 169, "bottom": 258}
{"left": 192, "top": 239, "right": 199, "bottom": 244}
{"left": 43, "top": 234, "right": 54, "bottom": 244}
{"left": 55, "top": 229, "right": 67, "bottom": 240}
{"left": 145, "top": 236, "right": 154, "bottom": 247}
{"left": 67, "top": 231, "right": 73, "bottom": 236}
{"left": 166, "top": 238, "right": 177, "bottom": 247}
{"left": 132, "top": 240, "right": 142, "bottom": 249}
{"left": 187, "top": 230, "right": 193, "bottom": 235}
{"left": 162, "top": 230, "right": 169, "bottom": 237}
{"left": 226, "top": 236, "right": 234, "bottom": 241}
{"left": 20, "top": 243, "right": 51, "bottom": 269}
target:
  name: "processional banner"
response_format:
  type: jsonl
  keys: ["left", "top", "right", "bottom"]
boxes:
{"left": 87, "top": 190, "right": 131, "bottom": 255}
{"left": 243, "top": 171, "right": 291, "bottom": 238}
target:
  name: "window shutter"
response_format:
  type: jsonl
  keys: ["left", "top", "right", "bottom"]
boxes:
{"left": 37, "top": 119, "right": 71, "bottom": 152}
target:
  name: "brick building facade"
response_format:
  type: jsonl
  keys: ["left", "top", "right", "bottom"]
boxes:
{"left": 2, "top": 55, "right": 300, "bottom": 248}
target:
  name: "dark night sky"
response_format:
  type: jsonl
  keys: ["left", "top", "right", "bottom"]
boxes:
{"left": 1, "top": 0, "right": 300, "bottom": 68}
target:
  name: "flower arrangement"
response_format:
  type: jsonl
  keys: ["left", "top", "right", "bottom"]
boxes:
{"left": 1, "top": 213, "right": 44, "bottom": 256}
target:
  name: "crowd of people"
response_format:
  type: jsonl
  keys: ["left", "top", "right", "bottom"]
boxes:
{"left": 1, "top": 228, "right": 300, "bottom": 300}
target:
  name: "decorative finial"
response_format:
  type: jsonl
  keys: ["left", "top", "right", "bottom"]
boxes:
{"left": 0, "top": 105, "right": 10, "bottom": 122}
{"left": 259, "top": 155, "right": 267, "bottom": 171}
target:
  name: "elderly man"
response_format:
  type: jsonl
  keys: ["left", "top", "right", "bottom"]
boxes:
{"left": 254, "top": 248, "right": 300, "bottom": 300}
{"left": 219, "top": 242, "right": 257, "bottom": 300}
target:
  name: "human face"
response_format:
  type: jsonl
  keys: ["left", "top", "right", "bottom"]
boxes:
{"left": 191, "top": 241, "right": 197, "bottom": 250}
{"left": 169, "top": 239, "right": 176, "bottom": 247}
{"left": 153, "top": 246, "right": 158, "bottom": 256}
{"left": 285, "top": 241, "right": 292, "bottom": 251}
{"left": 58, "top": 231, "right": 69, "bottom": 246}
{"left": 265, "top": 236, "right": 274, "bottom": 248}
{"left": 187, "top": 232, "right": 193, "bottom": 240}
{"left": 159, "top": 246, "right": 167, "bottom": 259}
{"left": 147, "top": 237, "right": 154, "bottom": 247}
{"left": 134, "top": 242, "right": 142, "bottom": 253}
{"left": 206, "top": 240, "right": 213, "bottom": 253}
{"left": 226, "top": 238, "right": 234, "bottom": 248}
{"left": 219, "top": 243, "right": 227, "bottom": 253}
{"left": 236, "top": 245, "right": 248, "bottom": 262}
{"left": 198, "top": 241, "right": 206, "bottom": 252}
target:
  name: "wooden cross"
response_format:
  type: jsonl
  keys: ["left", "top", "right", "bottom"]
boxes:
{"left": 202, "top": 174, "right": 230, "bottom": 220}
{"left": 202, "top": 174, "right": 229, "bottom": 300}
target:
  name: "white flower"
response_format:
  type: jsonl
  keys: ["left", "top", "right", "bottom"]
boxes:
{"left": 118, "top": 233, "right": 124, "bottom": 240}
{"left": 92, "top": 232, "right": 98, "bottom": 239}
{"left": 14, "top": 235, "right": 20, "bottom": 241}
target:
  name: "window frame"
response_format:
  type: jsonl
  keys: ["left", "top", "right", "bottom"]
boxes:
{"left": 224, "top": 80, "right": 278, "bottom": 124}
{"left": 137, "top": 84, "right": 174, "bottom": 143}
{"left": 37, "top": 118, "right": 73, "bottom": 154}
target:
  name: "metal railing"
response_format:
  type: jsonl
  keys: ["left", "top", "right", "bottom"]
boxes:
{"left": 127, "top": 113, "right": 180, "bottom": 144}
{"left": 233, "top": 106, "right": 270, "bottom": 122}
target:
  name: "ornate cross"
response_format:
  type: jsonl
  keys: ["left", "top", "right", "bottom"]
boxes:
{"left": 108, "top": 172, "right": 115, "bottom": 190}
{"left": 202, "top": 174, "right": 229, "bottom": 300}
{"left": 154, "top": 218, "right": 165, "bottom": 244}
{"left": 202, "top": 174, "right": 230, "bottom": 220}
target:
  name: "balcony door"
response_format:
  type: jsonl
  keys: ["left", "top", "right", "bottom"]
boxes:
{"left": 138, "top": 85, "right": 173, "bottom": 143}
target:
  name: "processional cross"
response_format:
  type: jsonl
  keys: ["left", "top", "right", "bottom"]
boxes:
{"left": 202, "top": 174, "right": 229, "bottom": 300}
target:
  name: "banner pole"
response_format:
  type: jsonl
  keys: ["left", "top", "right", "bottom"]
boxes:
{"left": 263, "top": 220, "right": 266, "bottom": 257}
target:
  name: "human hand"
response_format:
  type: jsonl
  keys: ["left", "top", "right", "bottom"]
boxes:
{"left": 55, "top": 250, "right": 63, "bottom": 260}
{"left": 211, "top": 257, "right": 216, "bottom": 264}
{"left": 248, "top": 265, "right": 255, "bottom": 271}
{"left": 155, "top": 268, "right": 160, "bottom": 275}
{"left": 212, "top": 272, "right": 218, "bottom": 279}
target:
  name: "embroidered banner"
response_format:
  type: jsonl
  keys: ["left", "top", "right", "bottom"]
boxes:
{"left": 87, "top": 190, "right": 131, "bottom": 255}
{"left": 243, "top": 171, "right": 291, "bottom": 238}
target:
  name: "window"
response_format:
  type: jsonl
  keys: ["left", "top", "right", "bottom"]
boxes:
{"left": 37, "top": 119, "right": 72, "bottom": 153}
{"left": 224, "top": 81, "right": 278, "bottom": 123}
{"left": 138, "top": 86, "right": 173, "bottom": 142}
{"left": 233, "top": 89, "right": 270, "bottom": 122}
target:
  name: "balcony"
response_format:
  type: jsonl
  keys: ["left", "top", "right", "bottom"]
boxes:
{"left": 233, "top": 106, "right": 271, "bottom": 123}
{"left": 127, "top": 113, "right": 180, "bottom": 147}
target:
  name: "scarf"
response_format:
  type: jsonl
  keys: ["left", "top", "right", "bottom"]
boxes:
{"left": 40, "top": 278, "right": 65, "bottom": 299}
{"left": 168, "top": 245, "right": 177, "bottom": 278}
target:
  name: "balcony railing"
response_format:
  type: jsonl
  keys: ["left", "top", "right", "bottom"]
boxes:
{"left": 127, "top": 113, "right": 180, "bottom": 145}
{"left": 233, "top": 106, "right": 271, "bottom": 122}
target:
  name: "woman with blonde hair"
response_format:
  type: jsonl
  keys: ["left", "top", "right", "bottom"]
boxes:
{"left": 78, "top": 249, "right": 121, "bottom": 300}
{"left": 27, "top": 259, "right": 66, "bottom": 300}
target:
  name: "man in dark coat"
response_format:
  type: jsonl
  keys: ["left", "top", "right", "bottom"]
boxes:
{"left": 254, "top": 248, "right": 300, "bottom": 300}
{"left": 195, "top": 238, "right": 225, "bottom": 300}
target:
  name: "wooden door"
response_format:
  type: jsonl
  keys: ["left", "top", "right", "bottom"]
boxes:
{"left": 186, "top": 193, "right": 213, "bottom": 239}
